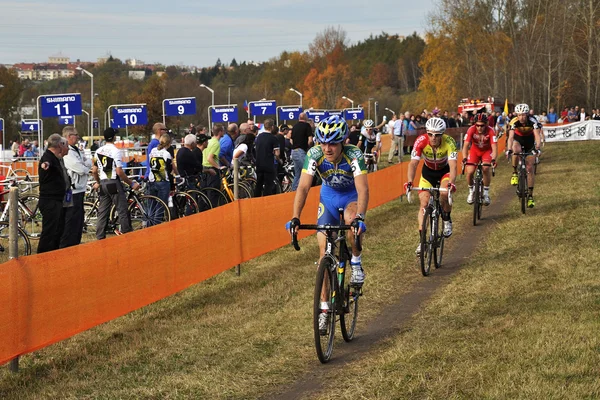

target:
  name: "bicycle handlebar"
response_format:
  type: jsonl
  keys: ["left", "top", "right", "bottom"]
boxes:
{"left": 291, "top": 224, "right": 362, "bottom": 252}
{"left": 461, "top": 162, "right": 495, "bottom": 177}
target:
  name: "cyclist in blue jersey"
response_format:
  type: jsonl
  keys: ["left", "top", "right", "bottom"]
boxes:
{"left": 288, "top": 115, "right": 369, "bottom": 283}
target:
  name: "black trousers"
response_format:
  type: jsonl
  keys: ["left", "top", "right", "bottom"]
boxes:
{"left": 37, "top": 198, "right": 66, "bottom": 254}
{"left": 59, "top": 192, "right": 85, "bottom": 248}
{"left": 254, "top": 169, "right": 276, "bottom": 197}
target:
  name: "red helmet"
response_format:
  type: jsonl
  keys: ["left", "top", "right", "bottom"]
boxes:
{"left": 472, "top": 113, "right": 488, "bottom": 124}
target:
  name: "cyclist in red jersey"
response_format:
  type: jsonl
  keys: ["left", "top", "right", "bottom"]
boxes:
{"left": 462, "top": 113, "right": 498, "bottom": 205}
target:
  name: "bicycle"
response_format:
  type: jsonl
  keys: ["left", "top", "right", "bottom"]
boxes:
{"left": 462, "top": 161, "right": 495, "bottom": 226}
{"left": 290, "top": 210, "right": 362, "bottom": 363}
{"left": 407, "top": 186, "right": 453, "bottom": 276}
{"left": 170, "top": 177, "right": 200, "bottom": 219}
{"left": 0, "top": 179, "right": 42, "bottom": 240}
{"left": 364, "top": 151, "right": 379, "bottom": 173}
{"left": 511, "top": 150, "right": 537, "bottom": 214}
{"left": 0, "top": 221, "right": 32, "bottom": 263}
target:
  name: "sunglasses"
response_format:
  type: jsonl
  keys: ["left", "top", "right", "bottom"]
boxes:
{"left": 475, "top": 124, "right": 486, "bottom": 128}
{"left": 427, "top": 133, "right": 443, "bottom": 137}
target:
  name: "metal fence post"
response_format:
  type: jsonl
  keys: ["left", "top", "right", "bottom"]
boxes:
{"left": 8, "top": 187, "right": 19, "bottom": 373}
{"left": 233, "top": 159, "right": 241, "bottom": 276}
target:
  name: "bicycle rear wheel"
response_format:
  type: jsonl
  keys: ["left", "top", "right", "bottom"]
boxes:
{"left": 186, "top": 189, "right": 212, "bottom": 212}
{"left": 340, "top": 264, "right": 359, "bottom": 342}
{"left": 172, "top": 192, "right": 199, "bottom": 218}
{"left": 129, "top": 195, "right": 170, "bottom": 230}
{"left": 314, "top": 256, "right": 337, "bottom": 363}
{"left": 519, "top": 168, "right": 527, "bottom": 214}
{"left": 82, "top": 201, "right": 98, "bottom": 242}
{"left": 0, "top": 221, "right": 31, "bottom": 262}
{"left": 420, "top": 207, "right": 434, "bottom": 276}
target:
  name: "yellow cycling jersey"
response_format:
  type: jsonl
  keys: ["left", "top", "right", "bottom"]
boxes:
{"left": 411, "top": 133, "right": 458, "bottom": 170}
{"left": 509, "top": 116, "right": 542, "bottom": 137}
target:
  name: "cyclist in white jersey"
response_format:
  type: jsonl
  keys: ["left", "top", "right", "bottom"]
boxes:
{"left": 91, "top": 128, "right": 140, "bottom": 239}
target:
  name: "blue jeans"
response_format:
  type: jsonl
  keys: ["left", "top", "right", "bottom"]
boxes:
{"left": 147, "top": 181, "right": 170, "bottom": 222}
{"left": 291, "top": 148, "right": 307, "bottom": 191}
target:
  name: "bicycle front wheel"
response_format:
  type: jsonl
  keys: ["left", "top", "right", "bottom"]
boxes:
{"left": 0, "top": 221, "right": 31, "bottom": 262}
{"left": 420, "top": 207, "right": 434, "bottom": 276}
{"left": 130, "top": 195, "right": 170, "bottom": 230}
{"left": 519, "top": 168, "right": 527, "bottom": 215}
{"left": 200, "top": 187, "right": 229, "bottom": 208}
{"left": 82, "top": 201, "right": 98, "bottom": 242}
{"left": 19, "top": 194, "right": 42, "bottom": 239}
{"left": 473, "top": 177, "right": 480, "bottom": 226}
{"left": 434, "top": 211, "right": 445, "bottom": 269}
{"left": 187, "top": 189, "right": 212, "bottom": 212}
{"left": 314, "top": 256, "right": 337, "bottom": 363}
{"left": 340, "top": 264, "right": 359, "bottom": 342}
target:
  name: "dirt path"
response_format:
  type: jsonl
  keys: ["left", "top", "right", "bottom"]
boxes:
{"left": 263, "top": 183, "right": 517, "bottom": 400}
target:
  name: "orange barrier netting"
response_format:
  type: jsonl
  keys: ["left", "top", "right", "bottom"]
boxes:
{"left": 0, "top": 129, "right": 504, "bottom": 366}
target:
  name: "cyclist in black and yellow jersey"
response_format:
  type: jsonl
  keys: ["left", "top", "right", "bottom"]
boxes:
{"left": 404, "top": 117, "right": 458, "bottom": 255}
{"left": 148, "top": 133, "right": 175, "bottom": 207}
{"left": 506, "top": 103, "right": 542, "bottom": 208}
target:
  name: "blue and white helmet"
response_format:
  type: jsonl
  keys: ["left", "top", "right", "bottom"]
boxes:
{"left": 315, "top": 115, "right": 349, "bottom": 144}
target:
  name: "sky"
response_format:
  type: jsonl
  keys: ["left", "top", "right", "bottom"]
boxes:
{"left": 0, "top": 0, "right": 436, "bottom": 68}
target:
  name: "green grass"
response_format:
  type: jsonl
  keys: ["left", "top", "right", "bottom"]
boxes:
{"left": 0, "top": 141, "right": 597, "bottom": 399}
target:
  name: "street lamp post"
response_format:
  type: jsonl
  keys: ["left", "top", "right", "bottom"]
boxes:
{"left": 228, "top": 84, "right": 235, "bottom": 105}
{"left": 384, "top": 107, "right": 396, "bottom": 116}
{"left": 342, "top": 96, "right": 354, "bottom": 108}
{"left": 76, "top": 67, "right": 93, "bottom": 143}
{"left": 289, "top": 88, "right": 303, "bottom": 107}
{"left": 82, "top": 110, "right": 90, "bottom": 136}
{"left": 200, "top": 84, "right": 215, "bottom": 107}
{"left": 368, "top": 98, "right": 375, "bottom": 120}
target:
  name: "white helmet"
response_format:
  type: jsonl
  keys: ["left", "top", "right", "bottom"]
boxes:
{"left": 425, "top": 117, "right": 446, "bottom": 133}
{"left": 363, "top": 119, "right": 374, "bottom": 128}
{"left": 515, "top": 103, "right": 529, "bottom": 114}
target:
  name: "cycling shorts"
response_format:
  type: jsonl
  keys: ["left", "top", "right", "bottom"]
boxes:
{"left": 467, "top": 147, "right": 493, "bottom": 164}
{"left": 419, "top": 164, "right": 450, "bottom": 190}
{"left": 317, "top": 185, "right": 358, "bottom": 226}
{"left": 514, "top": 134, "right": 535, "bottom": 152}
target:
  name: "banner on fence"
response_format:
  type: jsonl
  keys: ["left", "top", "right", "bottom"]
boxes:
{"left": 543, "top": 120, "right": 600, "bottom": 142}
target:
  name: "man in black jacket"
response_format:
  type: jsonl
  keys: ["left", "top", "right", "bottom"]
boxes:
{"left": 254, "top": 119, "right": 280, "bottom": 197}
{"left": 38, "top": 133, "right": 70, "bottom": 253}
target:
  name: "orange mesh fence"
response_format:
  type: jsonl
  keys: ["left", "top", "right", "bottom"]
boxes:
{"left": 0, "top": 128, "right": 503, "bottom": 366}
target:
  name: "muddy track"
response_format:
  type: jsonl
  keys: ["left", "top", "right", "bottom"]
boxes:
{"left": 263, "top": 181, "right": 519, "bottom": 400}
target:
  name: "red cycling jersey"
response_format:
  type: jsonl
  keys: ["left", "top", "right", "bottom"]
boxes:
{"left": 464, "top": 125, "right": 497, "bottom": 151}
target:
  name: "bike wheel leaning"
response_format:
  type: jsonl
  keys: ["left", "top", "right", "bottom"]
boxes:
{"left": 0, "top": 221, "right": 31, "bottom": 262}
{"left": 200, "top": 187, "right": 229, "bottom": 208}
{"left": 186, "top": 189, "right": 212, "bottom": 212}
{"left": 130, "top": 195, "right": 170, "bottom": 230}
{"left": 172, "top": 192, "right": 199, "bottom": 218}
{"left": 340, "top": 265, "right": 359, "bottom": 342}
{"left": 314, "top": 256, "right": 337, "bottom": 363}
{"left": 420, "top": 207, "right": 433, "bottom": 276}
{"left": 19, "top": 194, "right": 42, "bottom": 239}
{"left": 82, "top": 201, "right": 99, "bottom": 242}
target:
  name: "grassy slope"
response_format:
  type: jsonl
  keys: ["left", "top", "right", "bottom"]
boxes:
{"left": 0, "top": 142, "right": 597, "bottom": 399}
{"left": 310, "top": 141, "right": 600, "bottom": 399}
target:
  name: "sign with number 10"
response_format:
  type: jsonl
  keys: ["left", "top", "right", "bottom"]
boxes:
{"left": 111, "top": 106, "right": 148, "bottom": 128}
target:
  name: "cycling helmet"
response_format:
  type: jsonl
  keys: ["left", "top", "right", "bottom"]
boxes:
{"left": 425, "top": 117, "right": 446, "bottom": 134}
{"left": 515, "top": 103, "right": 529, "bottom": 114}
{"left": 315, "top": 115, "right": 349, "bottom": 144}
{"left": 363, "top": 119, "right": 375, "bottom": 128}
{"left": 472, "top": 113, "right": 488, "bottom": 124}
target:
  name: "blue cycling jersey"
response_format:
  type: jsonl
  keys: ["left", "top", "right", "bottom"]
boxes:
{"left": 302, "top": 145, "right": 367, "bottom": 191}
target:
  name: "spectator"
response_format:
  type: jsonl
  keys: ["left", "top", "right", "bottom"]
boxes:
{"left": 290, "top": 112, "right": 314, "bottom": 190}
{"left": 567, "top": 107, "right": 577, "bottom": 122}
{"left": 60, "top": 126, "right": 92, "bottom": 248}
{"left": 277, "top": 124, "right": 289, "bottom": 165}
{"left": 11, "top": 139, "right": 19, "bottom": 158}
{"left": 177, "top": 134, "right": 202, "bottom": 185}
{"left": 346, "top": 123, "right": 361, "bottom": 146}
{"left": 148, "top": 134, "right": 174, "bottom": 208}
{"left": 233, "top": 130, "right": 256, "bottom": 167}
{"left": 202, "top": 124, "right": 226, "bottom": 202}
{"left": 579, "top": 107, "right": 588, "bottom": 121}
{"left": 254, "top": 119, "right": 280, "bottom": 197}
{"left": 538, "top": 111, "right": 548, "bottom": 123}
{"left": 18, "top": 139, "right": 30, "bottom": 157}
{"left": 447, "top": 112, "right": 458, "bottom": 128}
{"left": 31, "top": 140, "right": 40, "bottom": 157}
{"left": 388, "top": 112, "right": 405, "bottom": 164}
{"left": 592, "top": 109, "right": 600, "bottom": 120}
{"left": 92, "top": 128, "right": 140, "bottom": 240}
{"left": 145, "top": 122, "right": 168, "bottom": 178}
{"left": 37, "top": 134, "right": 70, "bottom": 254}
{"left": 547, "top": 107, "right": 558, "bottom": 123}
{"left": 91, "top": 140, "right": 99, "bottom": 152}
{"left": 387, "top": 113, "right": 397, "bottom": 134}
{"left": 219, "top": 123, "right": 239, "bottom": 168}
